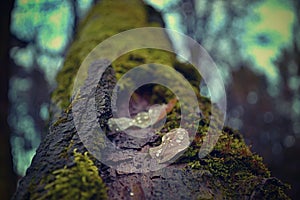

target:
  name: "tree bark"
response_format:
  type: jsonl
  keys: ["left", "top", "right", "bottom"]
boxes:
{"left": 14, "top": 0, "right": 290, "bottom": 199}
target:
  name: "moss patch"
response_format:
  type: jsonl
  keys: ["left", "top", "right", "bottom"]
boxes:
{"left": 178, "top": 122, "right": 290, "bottom": 199}
{"left": 146, "top": 89, "right": 290, "bottom": 198}
{"left": 38, "top": 149, "right": 107, "bottom": 200}
{"left": 51, "top": 0, "right": 174, "bottom": 110}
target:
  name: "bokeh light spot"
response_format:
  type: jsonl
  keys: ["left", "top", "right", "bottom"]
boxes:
{"left": 247, "top": 91, "right": 258, "bottom": 104}
{"left": 283, "top": 135, "right": 295, "bottom": 148}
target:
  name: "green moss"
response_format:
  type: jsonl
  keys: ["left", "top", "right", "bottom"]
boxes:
{"left": 149, "top": 85, "right": 290, "bottom": 198}
{"left": 39, "top": 149, "right": 107, "bottom": 200}
{"left": 49, "top": 0, "right": 290, "bottom": 198}
{"left": 173, "top": 60, "right": 202, "bottom": 90}
{"left": 52, "top": 0, "right": 146, "bottom": 108}
{"left": 59, "top": 140, "right": 74, "bottom": 159}
{"left": 176, "top": 123, "right": 290, "bottom": 199}
{"left": 112, "top": 49, "right": 175, "bottom": 80}
{"left": 108, "top": 54, "right": 290, "bottom": 198}
{"left": 52, "top": 115, "right": 69, "bottom": 127}
{"left": 51, "top": 0, "right": 175, "bottom": 110}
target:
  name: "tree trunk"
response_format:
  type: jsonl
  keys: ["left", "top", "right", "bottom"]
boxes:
{"left": 13, "top": 0, "right": 290, "bottom": 199}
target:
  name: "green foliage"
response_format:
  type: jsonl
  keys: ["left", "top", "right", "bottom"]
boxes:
{"left": 39, "top": 149, "right": 107, "bottom": 200}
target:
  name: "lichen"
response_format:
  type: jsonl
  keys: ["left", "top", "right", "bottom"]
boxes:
{"left": 38, "top": 149, "right": 107, "bottom": 200}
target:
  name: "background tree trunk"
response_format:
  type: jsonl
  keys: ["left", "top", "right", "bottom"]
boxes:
{"left": 13, "top": 0, "right": 290, "bottom": 199}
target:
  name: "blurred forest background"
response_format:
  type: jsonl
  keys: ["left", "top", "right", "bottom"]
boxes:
{"left": 1, "top": 0, "right": 299, "bottom": 198}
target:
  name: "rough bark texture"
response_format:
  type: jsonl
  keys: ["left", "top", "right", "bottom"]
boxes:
{"left": 14, "top": 0, "right": 290, "bottom": 199}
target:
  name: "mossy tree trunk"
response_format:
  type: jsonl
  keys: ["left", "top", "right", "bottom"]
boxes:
{"left": 14, "top": 0, "right": 290, "bottom": 199}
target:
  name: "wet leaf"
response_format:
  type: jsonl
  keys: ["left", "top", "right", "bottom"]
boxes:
{"left": 149, "top": 128, "right": 190, "bottom": 163}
